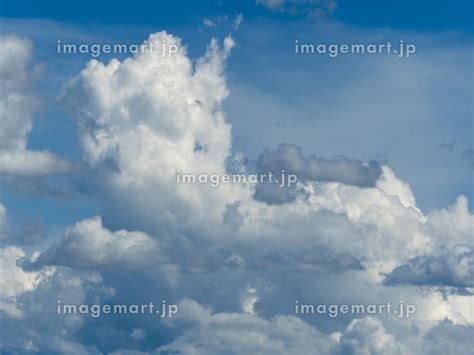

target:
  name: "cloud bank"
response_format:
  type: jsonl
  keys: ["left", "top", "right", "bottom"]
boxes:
{"left": 0, "top": 29, "right": 472, "bottom": 354}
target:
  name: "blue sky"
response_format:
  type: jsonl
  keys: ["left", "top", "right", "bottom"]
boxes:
{"left": 1, "top": 0, "right": 472, "bottom": 31}
{"left": 0, "top": 1, "right": 473, "bottom": 354}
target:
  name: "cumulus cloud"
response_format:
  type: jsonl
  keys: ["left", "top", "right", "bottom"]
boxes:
{"left": 0, "top": 242, "right": 110, "bottom": 353}
{"left": 60, "top": 31, "right": 244, "bottom": 239}
{"left": 0, "top": 34, "right": 73, "bottom": 176}
{"left": 384, "top": 245, "right": 474, "bottom": 289}
{"left": 233, "top": 165, "right": 427, "bottom": 274}
{"left": 0, "top": 246, "right": 47, "bottom": 318}
{"left": 426, "top": 196, "right": 474, "bottom": 249}
{"left": 339, "top": 317, "right": 404, "bottom": 355}
{"left": 0, "top": 253, "right": 107, "bottom": 353}
{"left": 157, "top": 299, "right": 338, "bottom": 354}
{"left": 61, "top": 31, "right": 434, "bottom": 274}
{"left": 33, "top": 217, "right": 163, "bottom": 269}
{"left": 154, "top": 301, "right": 408, "bottom": 355}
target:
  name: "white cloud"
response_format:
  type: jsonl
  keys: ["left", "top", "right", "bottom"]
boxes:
{"left": 0, "top": 260, "right": 106, "bottom": 353}
{"left": 426, "top": 196, "right": 474, "bottom": 248}
{"left": 0, "top": 34, "right": 73, "bottom": 176}
{"left": 157, "top": 299, "right": 338, "bottom": 354}
{"left": 60, "top": 32, "right": 246, "bottom": 240}
{"left": 0, "top": 245, "right": 109, "bottom": 353}
{"left": 0, "top": 150, "right": 73, "bottom": 176}
{"left": 153, "top": 300, "right": 474, "bottom": 354}
{"left": 0, "top": 246, "right": 49, "bottom": 318}
{"left": 0, "top": 34, "right": 35, "bottom": 151}
{"left": 339, "top": 317, "right": 404, "bottom": 355}
{"left": 35, "top": 216, "right": 162, "bottom": 269}
{"left": 59, "top": 30, "right": 471, "bottom": 277}
{"left": 155, "top": 300, "right": 414, "bottom": 354}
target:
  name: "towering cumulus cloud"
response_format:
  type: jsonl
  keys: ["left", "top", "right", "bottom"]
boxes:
{"left": 60, "top": 32, "right": 246, "bottom": 239}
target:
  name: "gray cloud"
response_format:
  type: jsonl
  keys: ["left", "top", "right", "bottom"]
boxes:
{"left": 253, "top": 180, "right": 302, "bottom": 204}
{"left": 182, "top": 246, "right": 363, "bottom": 274}
{"left": 259, "top": 246, "right": 363, "bottom": 273}
{"left": 254, "top": 143, "right": 382, "bottom": 204}
{"left": 384, "top": 245, "right": 474, "bottom": 289}
{"left": 422, "top": 319, "right": 474, "bottom": 355}
{"left": 257, "top": 143, "right": 382, "bottom": 186}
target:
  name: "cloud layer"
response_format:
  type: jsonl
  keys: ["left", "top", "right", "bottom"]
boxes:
{"left": 0, "top": 28, "right": 472, "bottom": 355}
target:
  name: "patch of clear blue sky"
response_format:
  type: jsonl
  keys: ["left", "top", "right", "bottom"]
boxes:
{"left": 0, "top": 0, "right": 472, "bottom": 235}
{"left": 1, "top": 0, "right": 472, "bottom": 32}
